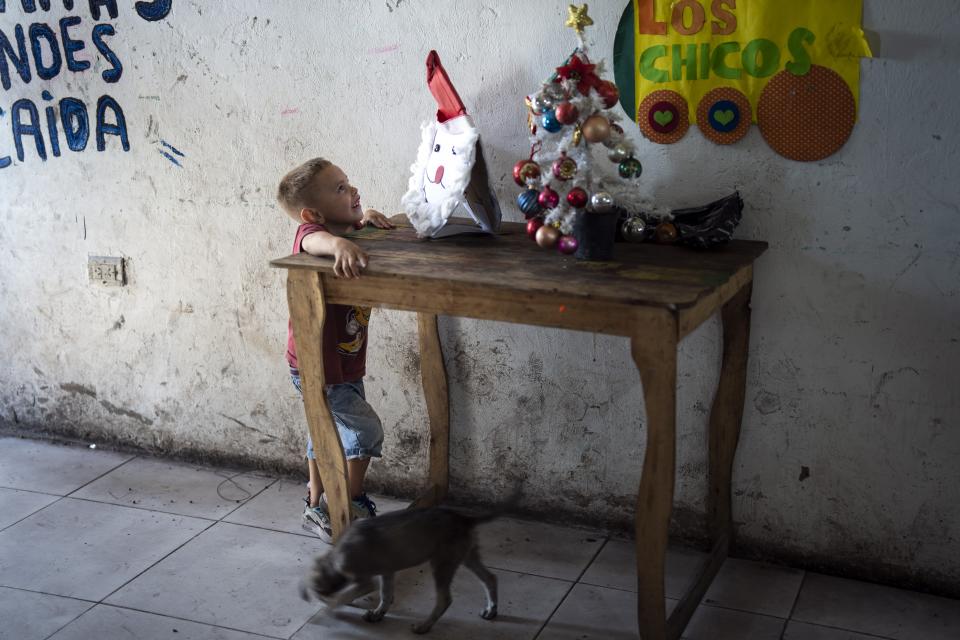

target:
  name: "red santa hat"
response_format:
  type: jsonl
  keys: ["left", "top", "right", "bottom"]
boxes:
{"left": 426, "top": 50, "right": 467, "bottom": 123}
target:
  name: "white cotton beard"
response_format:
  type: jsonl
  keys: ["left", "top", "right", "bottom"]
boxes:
{"left": 402, "top": 116, "right": 480, "bottom": 238}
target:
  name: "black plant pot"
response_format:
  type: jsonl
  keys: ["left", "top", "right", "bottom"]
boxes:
{"left": 573, "top": 211, "right": 619, "bottom": 261}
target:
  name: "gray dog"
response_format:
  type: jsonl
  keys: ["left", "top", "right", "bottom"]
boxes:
{"left": 300, "top": 504, "right": 499, "bottom": 634}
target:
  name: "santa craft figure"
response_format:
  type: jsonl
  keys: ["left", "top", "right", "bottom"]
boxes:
{"left": 402, "top": 50, "right": 501, "bottom": 238}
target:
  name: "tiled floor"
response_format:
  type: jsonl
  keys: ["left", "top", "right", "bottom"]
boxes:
{"left": 2, "top": 437, "right": 959, "bottom": 640}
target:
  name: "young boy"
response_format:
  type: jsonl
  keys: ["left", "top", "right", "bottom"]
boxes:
{"left": 276, "top": 157, "right": 395, "bottom": 543}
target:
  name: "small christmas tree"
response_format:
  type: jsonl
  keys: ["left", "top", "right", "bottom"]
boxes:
{"left": 515, "top": 4, "right": 643, "bottom": 257}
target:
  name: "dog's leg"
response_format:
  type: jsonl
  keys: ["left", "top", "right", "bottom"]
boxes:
{"left": 463, "top": 546, "right": 498, "bottom": 620}
{"left": 363, "top": 572, "right": 395, "bottom": 623}
{"left": 411, "top": 554, "right": 459, "bottom": 634}
{"left": 299, "top": 576, "right": 314, "bottom": 603}
{"left": 328, "top": 577, "right": 377, "bottom": 608}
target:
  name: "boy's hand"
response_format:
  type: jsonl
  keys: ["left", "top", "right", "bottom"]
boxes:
{"left": 360, "top": 209, "right": 396, "bottom": 229}
{"left": 332, "top": 238, "right": 368, "bottom": 279}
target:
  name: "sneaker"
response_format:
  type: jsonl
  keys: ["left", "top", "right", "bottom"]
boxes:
{"left": 351, "top": 493, "right": 377, "bottom": 520}
{"left": 302, "top": 495, "right": 333, "bottom": 544}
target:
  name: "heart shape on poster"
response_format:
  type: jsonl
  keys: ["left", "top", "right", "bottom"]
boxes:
{"left": 713, "top": 110, "right": 735, "bottom": 126}
{"left": 653, "top": 110, "right": 674, "bottom": 126}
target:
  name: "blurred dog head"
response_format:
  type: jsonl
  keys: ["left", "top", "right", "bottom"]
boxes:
{"left": 299, "top": 555, "right": 347, "bottom": 604}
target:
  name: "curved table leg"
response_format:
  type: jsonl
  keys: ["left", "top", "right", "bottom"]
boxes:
{"left": 709, "top": 281, "right": 753, "bottom": 542}
{"left": 287, "top": 270, "right": 351, "bottom": 539}
{"left": 412, "top": 312, "right": 450, "bottom": 508}
{"left": 632, "top": 310, "right": 678, "bottom": 640}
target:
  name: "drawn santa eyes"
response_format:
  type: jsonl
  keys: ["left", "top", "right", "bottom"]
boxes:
{"left": 434, "top": 144, "right": 440, "bottom": 152}
{"left": 433, "top": 144, "right": 457, "bottom": 155}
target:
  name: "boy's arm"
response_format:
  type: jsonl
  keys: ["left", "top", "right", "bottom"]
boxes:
{"left": 301, "top": 231, "right": 368, "bottom": 279}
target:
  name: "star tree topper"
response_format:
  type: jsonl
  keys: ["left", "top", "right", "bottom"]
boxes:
{"left": 565, "top": 3, "right": 594, "bottom": 36}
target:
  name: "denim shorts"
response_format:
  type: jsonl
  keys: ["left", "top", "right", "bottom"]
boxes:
{"left": 290, "top": 371, "right": 384, "bottom": 460}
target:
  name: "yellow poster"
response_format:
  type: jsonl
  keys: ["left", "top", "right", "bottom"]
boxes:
{"left": 632, "top": 0, "right": 869, "bottom": 123}
{"left": 618, "top": 0, "right": 871, "bottom": 159}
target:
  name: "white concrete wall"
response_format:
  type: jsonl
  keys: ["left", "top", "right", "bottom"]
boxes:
{"left": 1, "top": 1, "right": 958, "bottom": 594}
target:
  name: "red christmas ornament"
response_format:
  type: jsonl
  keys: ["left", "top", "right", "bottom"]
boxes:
{"left": 551, "top": 154, "right": 577, "bottom": 181}
{"left": 513, "top": 159, "right": 541, "bottom": 186}
{"left": 557, "top": 235, "right": 579, "bottom": 254}
{"left": 566, "top": 187, "right": 588, "bottom": 208}
{"left": 597, "top": 80, "right": 620, "bottom": 109}
{"left": 605, "top": 122, "right": 625, "bottom": 146}
{"left": 526, "top": 216, "right": 544, "bottom": 240}
{"left": 538, "top": 185, "right": 560, "bottom": 209}
{"left": 554, "top": 101, "right": 579, "bottom": 125}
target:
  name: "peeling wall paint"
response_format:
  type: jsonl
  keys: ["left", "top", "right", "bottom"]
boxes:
{"left": 1, "top": 1, "right": 958, "bottom": 596}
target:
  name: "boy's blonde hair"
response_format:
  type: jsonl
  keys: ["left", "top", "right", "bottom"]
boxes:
{"left": 277, "top": 157, "right": 332, "bottom": 217}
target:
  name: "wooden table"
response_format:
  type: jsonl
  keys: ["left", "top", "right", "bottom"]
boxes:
{"left": 271, "top": 217, "right": 767, "bottom": 639}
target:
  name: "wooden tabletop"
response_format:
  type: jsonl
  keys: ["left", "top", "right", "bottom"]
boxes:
{"left": 271, "top": 218, "right": 767, "bottom": 310}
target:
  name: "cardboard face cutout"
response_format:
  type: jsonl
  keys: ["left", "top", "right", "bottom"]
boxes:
{"left": 402, "top": 51, "right": 500, "bottom": 239}
{"left": 421, "top": 117, "right": 477, "bottom": 207}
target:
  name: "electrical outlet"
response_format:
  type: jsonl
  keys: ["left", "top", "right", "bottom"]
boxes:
{"left": 88, "top": 256, "right": 125, "bottom": 286}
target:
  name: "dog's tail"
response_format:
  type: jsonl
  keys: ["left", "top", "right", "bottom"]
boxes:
{"left": 451, "top": 486, "right": 524, "bottom": 525}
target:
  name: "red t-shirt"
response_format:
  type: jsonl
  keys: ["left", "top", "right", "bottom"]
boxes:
{"left": 286, "top": 223, "right": 369, "bottom": 384}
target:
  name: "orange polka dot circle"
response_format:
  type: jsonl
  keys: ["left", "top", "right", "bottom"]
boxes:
{"left": 757, "top": 64, "right": 856, "bottom": 162}
{"left": 697, "top": 87, "right": 753, "bottom": 145}
{"left": 638, "top": 90, "right": 690, "bottom": 145}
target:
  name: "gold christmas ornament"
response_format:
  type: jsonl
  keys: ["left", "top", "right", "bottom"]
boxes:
{"left": 565, "top": 4, "right": 594, "bottom": 36}
{"left": 655, "top": 222, "right": 679, "bottom": 244}
{"left": 535, "top": 224, "right": 561, "bottom": 248}
{"left": 582, "top": 114, "right": 611, "bottom": 143}
{"left": 572, "top": 123, "right": 583, "bottom": 146}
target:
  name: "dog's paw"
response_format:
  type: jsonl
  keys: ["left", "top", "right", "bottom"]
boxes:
{"left": 411, "top": 621, "right": 434, "bottom": 634}
{"left": 298, "top": 580, "right": 313, "bottom": 603}
{"left": 363, "top": 610, "right": 386, "bottom": 623}
{"left": 481, "top": 604, "right": 497, "bottom": 620}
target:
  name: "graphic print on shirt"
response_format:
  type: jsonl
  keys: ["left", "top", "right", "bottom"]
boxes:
{"left": 337, "top": 306, "right": 371, "bottom": 356}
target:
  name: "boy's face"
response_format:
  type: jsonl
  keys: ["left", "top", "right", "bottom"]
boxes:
{"left": 304, "top": 165, "right": 363, "bottom": 227}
